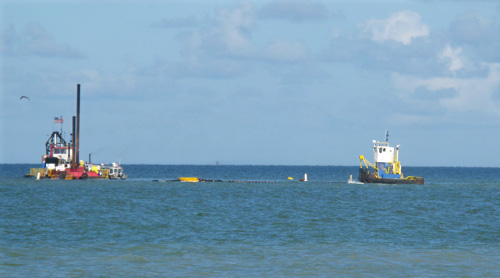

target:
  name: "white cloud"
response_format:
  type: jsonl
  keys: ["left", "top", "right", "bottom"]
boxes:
{"left": 330, "top": 28, "right": 341, "bottom": 40}
{"left": 450, "top": 11, "right": 498, "bottom": 44}
{"left": 2, "top": 23, "right": 84, "bottom": 58}
{"left": 174, "top": 2, "right": 312, "bottom": 77}
{"left": 177, "top": 3, "right": 256, "bottom": 61}
{"left": 362, "top": 10, "right": 429, "bottom": 45}
{"left": 392, "top": 63, "right": 500, "bottom": 116}
{"left": 151, "top": 16, "right": 199, "bottom": 28}
{"left": 438, "top": 44, "right": 465, "bottom": 73}
{"left": 263, "top": 38, "right": 308, "bottom": 62}
{"left": 449, "top": 12, "right": 500, "bottom": 62}
{"left": 210, "top": 3, "right": 255, "bottom": 56}
{"left": 259, "top": 0, "right": 328, "bottom": 22}
{"left": 171, "top": 3, "right": 258, "bottom": 77}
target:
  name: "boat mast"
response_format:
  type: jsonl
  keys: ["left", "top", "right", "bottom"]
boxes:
{"left": 59, "top": 116, "right": 63, "bottom": 136}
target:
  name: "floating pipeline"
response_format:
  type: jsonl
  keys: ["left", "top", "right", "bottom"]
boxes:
{"left": 227, "top": 180, "right": 280, "bottom": 183}
{"left": 151, "top": 179, "right": 353, "bottom": 184}
{"left": 151, "top": 177, "right": 224, "bottom": 182}
{"left": 152, "top": 177, "right": 281, "bottom": 183}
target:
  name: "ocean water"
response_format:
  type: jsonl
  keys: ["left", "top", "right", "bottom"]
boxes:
{"left": 1, "top": 164, "right": 499, "bottom": 277}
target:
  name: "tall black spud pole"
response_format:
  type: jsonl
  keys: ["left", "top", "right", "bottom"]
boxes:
{"left": 76, "top": 84, "right": 80, "bottom": 167}
{"left": 72, "top": 116, "right": 76, "bottom": 168}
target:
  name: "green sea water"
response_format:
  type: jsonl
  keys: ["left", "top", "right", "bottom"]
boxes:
{"left": 1, "top": 165, "right": 499, "bottom": 277}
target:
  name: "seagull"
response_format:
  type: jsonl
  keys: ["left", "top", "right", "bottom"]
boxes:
{"left": 20, "top": 96, "right": 30, "bottom": 101}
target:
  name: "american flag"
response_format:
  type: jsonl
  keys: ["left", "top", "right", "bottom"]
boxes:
{"left": 54, "top": 116, "right": 63, "bottom": 124}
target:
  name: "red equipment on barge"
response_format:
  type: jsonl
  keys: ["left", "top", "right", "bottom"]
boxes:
{"left": 25, "top": 84, "right": 126, "bottom": 180}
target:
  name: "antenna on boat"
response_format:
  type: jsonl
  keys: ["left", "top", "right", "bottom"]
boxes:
{"left": 60, "top": 116, "right": 63, "bottom": 135}
{"left": 385, "top": 130, "right": 389, "bottom": 142}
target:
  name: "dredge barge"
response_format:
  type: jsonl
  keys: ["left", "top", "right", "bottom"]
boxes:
{"left": 358, "top": 133, "right": 423, "bottom": 185}
{"left": 25, "top": 84, "right": 126, "bottom": 180}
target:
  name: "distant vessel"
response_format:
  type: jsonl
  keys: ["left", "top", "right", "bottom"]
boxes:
{"left": 25, "top": 84, "right": 126, "bottom": 180}
{"left": 357, "top": 132, "right": 424, "bottom": 185}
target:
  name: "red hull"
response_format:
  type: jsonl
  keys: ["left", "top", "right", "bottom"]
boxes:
{"left": 64, "top": 167, "right": 100, "bottom": 179}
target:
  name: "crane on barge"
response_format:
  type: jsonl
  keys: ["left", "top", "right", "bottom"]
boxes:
{"left": 25, "top": 84, "right": 126, "bottom": 180}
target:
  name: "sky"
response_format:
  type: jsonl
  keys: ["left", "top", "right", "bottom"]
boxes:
{"left": 1, "top": 0, "right": 500, "bottom": 167}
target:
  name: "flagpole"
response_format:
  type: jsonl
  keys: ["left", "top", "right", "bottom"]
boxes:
{"left": 54, "top": 116, "right": 64, "bottom": 134}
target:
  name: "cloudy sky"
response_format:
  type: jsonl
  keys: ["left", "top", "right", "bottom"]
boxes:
{"left": 2, "top": 0, "right": 500, "bottom": 166}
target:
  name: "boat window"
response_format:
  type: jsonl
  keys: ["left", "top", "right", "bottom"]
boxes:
{"left": 54, "top": 148, "right": 65, "bottom": 154}
{"left": 45, "top": 157, "right": 59, "bottom": 165}
{"left": 379, "top": 148, "right": 382, "bottom": 153}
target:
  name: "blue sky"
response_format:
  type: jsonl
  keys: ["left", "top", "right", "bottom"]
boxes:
{"left": 1, "top": 0, "right": 500, "bottom": 166}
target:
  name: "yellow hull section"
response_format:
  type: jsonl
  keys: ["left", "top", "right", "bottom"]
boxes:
{"left": 179, "top": 177, "right": 200, "bottom": 182}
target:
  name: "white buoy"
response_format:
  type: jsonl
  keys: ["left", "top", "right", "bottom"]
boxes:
{"left": 304, "top": 173, "right": 308, "bottom": 182}
{"left": 347, "top": 175, "right": 363, "bottom": 184}
{"left": 36, "top": 172, "right": 41, "bottom": 180}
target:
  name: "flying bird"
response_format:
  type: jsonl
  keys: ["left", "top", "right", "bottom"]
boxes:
{"left": 20, "top": 96, "right": 30, "bottom": 101}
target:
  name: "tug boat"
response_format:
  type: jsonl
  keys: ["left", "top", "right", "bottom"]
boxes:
{"left": 358, "top": 133, "right": 423, "bottom": 185}
{"left": 25, "top": 84, "right": 126, "bottom": 180}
